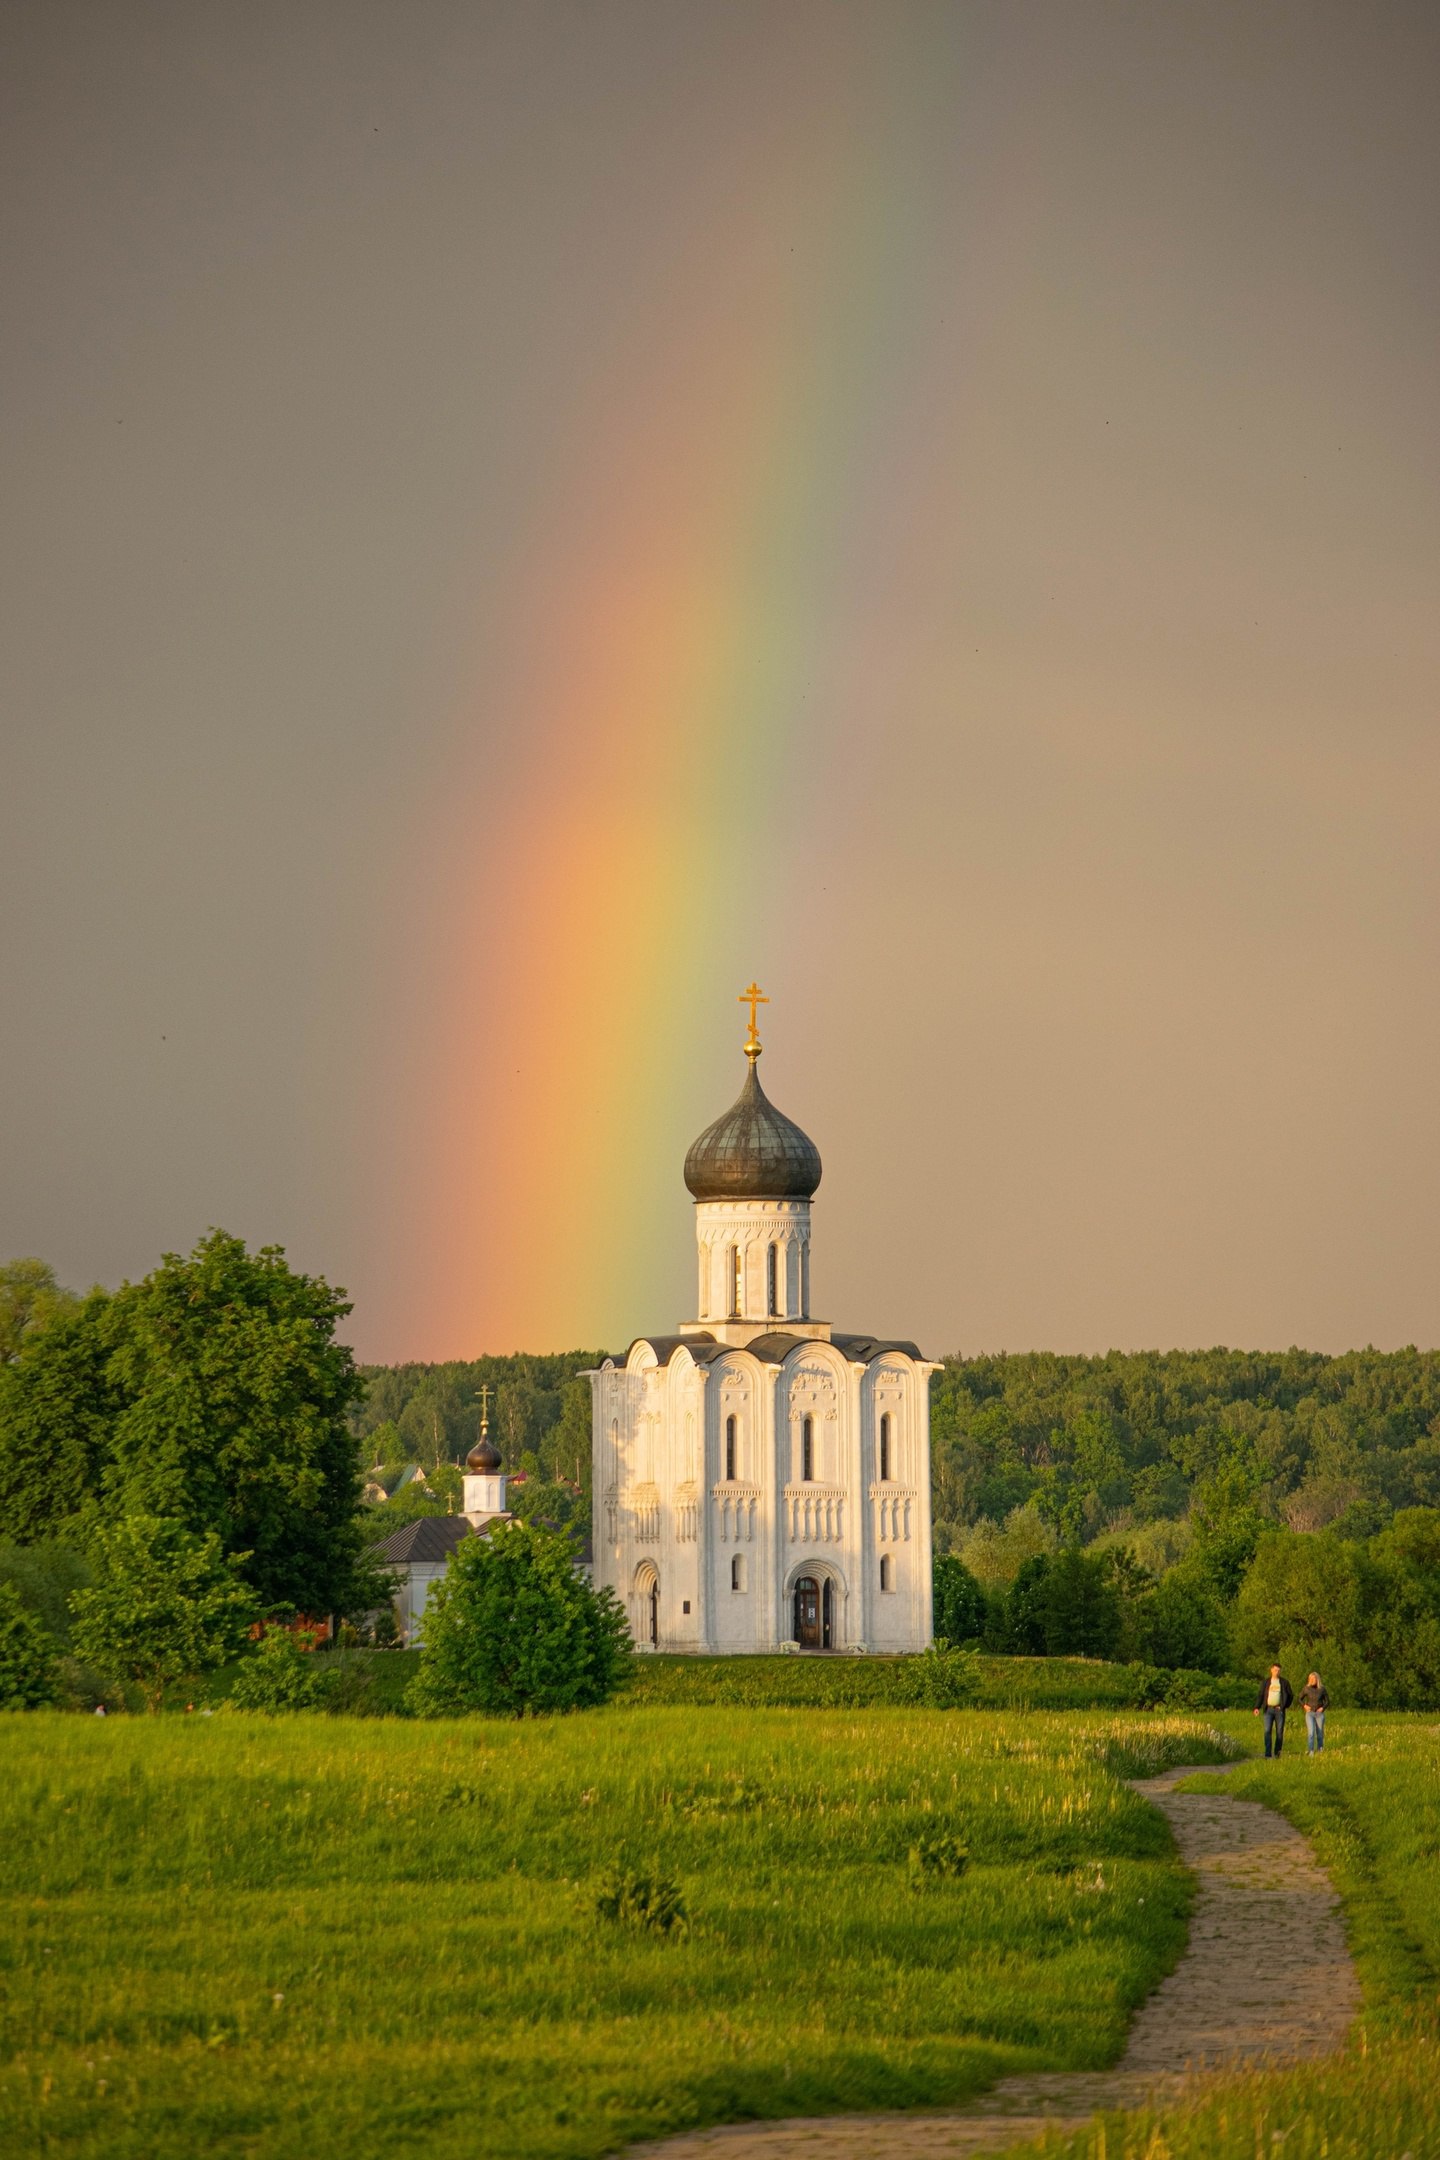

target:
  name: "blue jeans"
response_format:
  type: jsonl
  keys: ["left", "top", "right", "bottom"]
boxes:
{"left": 1305, "top": 1708, "right": 1325, "bottom": 1753}
{"left": 1263, "top": 1706, "right": 1286, "bottom": 1757}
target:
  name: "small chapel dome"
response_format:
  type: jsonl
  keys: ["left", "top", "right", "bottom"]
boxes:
{"left": 684, "top": 1052, "right": 822, "bottom": 1202}
{"left": 466, "top": 1428, "right": 502, "bottom": 1474}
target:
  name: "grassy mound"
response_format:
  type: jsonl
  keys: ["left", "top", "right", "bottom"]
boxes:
{"left": 0, "top": 1706, "right": 1236, "bottom": 2158}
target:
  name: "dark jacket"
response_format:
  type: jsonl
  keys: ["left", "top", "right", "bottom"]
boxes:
{"left": 1299, "top": 1682, "right": 1329, "bottom": 1711}
{"left": 1255, "top": 1673, "right": 1294, "bottom": 1712}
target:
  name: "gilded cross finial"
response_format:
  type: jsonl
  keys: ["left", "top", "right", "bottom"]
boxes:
{"left": 478, "top": 1383, "right": 490, "bottom": 1435}
{"left": 739, "top": 981, "right": 769, "bottom": 1061}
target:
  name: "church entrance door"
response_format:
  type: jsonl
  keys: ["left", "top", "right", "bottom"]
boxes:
{"left": 794, "top": 1576, "right": 821, "bottom": 1648}
{"left": 648, "top": 1579, "right": 659, "bottom": 1648}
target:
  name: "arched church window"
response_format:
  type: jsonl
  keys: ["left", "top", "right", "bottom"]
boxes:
{"left": 730, "top": 1245, "right": 742, "bottom": 1318}
{"left": 725, "top": 1414, "right": 736, "bottom": 1482}
{"left": 767, "top": 1242, "right": 778, "bottom": 1316}
{"left": 880, "top": 1553, "right": 894, "bottom": 1592}
{"left": 879, "top": 1412, "right": 891, "bottom": 1482}
{"left": 731, "top": 1553, "right": 746, "bottom": 1592}
{"left": 802, "top": 1414, "right": 814, "bottom": 1482}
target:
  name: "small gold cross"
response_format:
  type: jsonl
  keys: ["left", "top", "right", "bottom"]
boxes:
{"left": 739, "top": 981, "right": 769, "bottom": 1057}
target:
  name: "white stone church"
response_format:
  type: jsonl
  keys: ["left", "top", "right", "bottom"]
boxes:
{"left": 587, "top": 993, "right": 935, "bottom": 1654}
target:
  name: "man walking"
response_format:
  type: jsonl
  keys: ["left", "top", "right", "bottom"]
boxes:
{"left": 1253, "top": 1663, "right": 1293, "bottom": 1757}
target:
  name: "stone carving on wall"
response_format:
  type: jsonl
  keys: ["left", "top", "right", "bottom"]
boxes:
{"left": 631, "top": 1481, "right": 661, "bottom": 1544}
{"left": 869, "top": 1485, "right": 914, "bottom": 1542}
{"left": 783, "top": 1487, "right": 845, "bottom": 1542}
{"left": 710, "top": 1485, "right": 760, "bottom": 1542}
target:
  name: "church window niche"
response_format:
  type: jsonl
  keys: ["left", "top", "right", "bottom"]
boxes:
{"left": 879, "top": 1412, "right": 891, "bottom": 1482}
{"left": 731, "top": 1553, "right": 746, "bottom": 1592}
{"left": 801, "top": 1414, "right": 815, "bottom": 1482}
{"left": 767, "top": 1242, "right": 779, "bottom": 1316}
{"left": 729, "top": 1245, "right": 742, "bottom": 1319}
{"left": 725, "top": 1414, "right": 737, "bottom": 1482}
{"left": 880, "top": 1553, "right": 894, "bottom": 1592}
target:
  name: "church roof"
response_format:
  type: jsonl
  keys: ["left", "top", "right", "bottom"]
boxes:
{"left": 619, "top": 1330, "right": 923, "bottom": 1369}
{"left": 372, "top": 1514, "right": 477, "bottom": 1565}
{"left": 683, "top": 1054, "right": 822, "bottom": 1202}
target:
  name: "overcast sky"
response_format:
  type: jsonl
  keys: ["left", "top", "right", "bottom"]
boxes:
{"left": 3, "top": 1, "right": 1437, "bottom": 1361}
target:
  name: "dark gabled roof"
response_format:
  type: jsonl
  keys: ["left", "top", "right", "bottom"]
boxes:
{"left": 373, "top": 1514, "right": 476, "bottom": 1565}
{"left": 683, "top": 1056, "right": 822, "bottom": 1202}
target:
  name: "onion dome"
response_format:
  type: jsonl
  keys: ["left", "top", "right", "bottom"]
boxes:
{"left": 684, "top": 1050, "right": 822, "bottom": 1202}
{"left": 466, "top": 1419, "right": 501, "bottom": 1475}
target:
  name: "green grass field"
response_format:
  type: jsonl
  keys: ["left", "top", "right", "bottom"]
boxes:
{"left": 1006, "top": 1711, "right": 1440, "bottom": 2159}
{"left": 0, "top": 1707, "right": 1235, "bottom": 2160}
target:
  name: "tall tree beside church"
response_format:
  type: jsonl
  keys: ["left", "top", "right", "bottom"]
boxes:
{"left": 0, "top": 1232, "right": 374, "bottom": 1617}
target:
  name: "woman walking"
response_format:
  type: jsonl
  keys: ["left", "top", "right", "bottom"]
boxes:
{"left": 1300, "top": 1671, "right": 1328, "bottom": 1754}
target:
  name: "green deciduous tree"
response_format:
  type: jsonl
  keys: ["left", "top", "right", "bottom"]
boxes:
{"left": 69, "top": 1513, "right": 256, "bottom": 1711}
{"left": 410, "top": 1519, "right": 631, "bottom": 1717}
{"left": 0, "top": 1294, "right": 117, "bottom": 1538}
{"left": 933, "top": 1553, "right": 986, "bottom": 1642}
{"left": 0, "top": 1232, "right": 377, "bottom": 1618}
{"left": 1038, "top": 1546, "right": 1123, "bottom": 1659}
{"left": 1144, "top": 1565, "right": 1230, "bottom": 1674}
{"left": 0, "top": 1540, "right": 91, "bottom": 1648}
{"left": 0, "top": 1260, "right": 81, "bottom": 1363}
{"left": 0, "top": 1579, "right": 61, "bottom": 1708}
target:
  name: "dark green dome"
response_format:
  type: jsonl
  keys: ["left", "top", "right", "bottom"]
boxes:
{"left": 683, "top": 1056, "right": 822, "bottom": 1202}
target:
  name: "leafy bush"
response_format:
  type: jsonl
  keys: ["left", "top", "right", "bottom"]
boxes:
{"left": 908, "top": 1832, "right": 969, "bottom": 1887}
{"left": 593, "top": 1867, "right": 688, "bottom": 1935}
{"left": 408, "top": 1519, "right": 632, "bottom": 1717}
{"left": 229, "top": 1626, "right": 339, "bottom": 1714}
{"left": 0, "top": 1579, "right": 60, "bottom": 1708}
{"left": 69, "top": 1513, "right": 256, "bottom": 1711}
{"left": 890, "top": 1640, "right": 982, "bottom": 1707}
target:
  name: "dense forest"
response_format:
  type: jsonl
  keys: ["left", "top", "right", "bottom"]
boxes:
{"left": 6, "top": 1238, "right": 1438, "bottom": 1703}
{"left": 356, "top": 1344, "right": 1440, "bottom": 1702}
{"left": 358, "top": 1344, "right": 1440, "bottom": 1549}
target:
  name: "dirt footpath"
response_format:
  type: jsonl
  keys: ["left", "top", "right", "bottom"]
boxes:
{"left": 631, "top": 1760, "right": 1360, "bottom": 2160}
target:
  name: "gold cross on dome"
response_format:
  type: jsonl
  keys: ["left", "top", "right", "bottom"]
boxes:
{"left": 739, "top": 981, "right": 769, "bottom": 1057}
{"left": 478, "top": 1383, "right": 490, "bottom": 1433}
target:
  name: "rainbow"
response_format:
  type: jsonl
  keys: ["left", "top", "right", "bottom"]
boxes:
{"left": 393, "top": 24, "right": 982, "bottom": 1356}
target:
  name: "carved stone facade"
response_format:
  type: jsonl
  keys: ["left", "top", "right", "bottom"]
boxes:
{"left": 586, "top": 1034, "right": 935, "bottom": 1654}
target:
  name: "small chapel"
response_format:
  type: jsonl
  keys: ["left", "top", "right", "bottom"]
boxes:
{"left": 587, "top": 988, "right": 936, "bottom": 1654}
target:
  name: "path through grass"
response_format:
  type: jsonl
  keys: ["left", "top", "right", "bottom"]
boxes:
{"left": 1001, "top": 1712, "right": 1440, "bottom": 2159}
